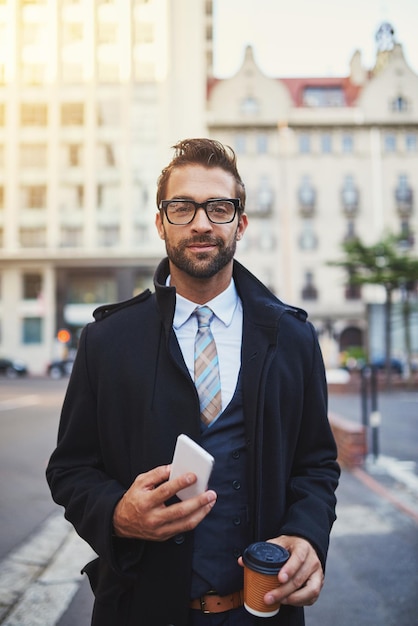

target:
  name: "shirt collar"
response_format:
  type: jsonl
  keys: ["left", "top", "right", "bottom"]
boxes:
{"left": 169, "top": 277, "right": 239, "bottom": 330}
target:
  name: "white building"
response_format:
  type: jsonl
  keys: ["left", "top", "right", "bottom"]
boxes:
{"left": 0, "top": 0, "right": 212, "bottom": 373}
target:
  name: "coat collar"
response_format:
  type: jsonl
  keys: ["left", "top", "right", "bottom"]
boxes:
{"left": 153, "top": 257, "right": 307, "bottom": 331}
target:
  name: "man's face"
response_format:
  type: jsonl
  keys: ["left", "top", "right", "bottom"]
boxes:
{"left": 155, "top": 164, "right": 247, "bottom": 280}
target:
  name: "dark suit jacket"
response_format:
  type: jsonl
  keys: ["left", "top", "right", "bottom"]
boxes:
{"left": 46, "top": 258, "right": 340, "bottom": 626}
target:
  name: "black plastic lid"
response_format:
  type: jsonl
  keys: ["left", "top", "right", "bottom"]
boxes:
{"left": 242, "top": 542, "right": 290, "bottom": 575}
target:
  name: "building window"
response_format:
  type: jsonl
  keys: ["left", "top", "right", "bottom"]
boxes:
{"left": 23, "top": 273, "right": 42, "bottom": 299}
{"left": 22, "top": 317, "right": 42, "bottom": 344}
{"left": 20, "top": 144, "right": 47, "bottom": 168}
{"left": 61, "top": 103, "right": 84, "bottom": 125}
{"left": 299, "top": 133, "right": 311, "bottom": 154}
{"left": 97, "top": 63, "right": 120, "bottom": 83}
{"left": 0, "top": 186, "right": 4, "bottom": 210}
{"left": 234, "top": 134, "right": 246, "bottom": 154}
{"left": 60, "top": 226, "right": 83, "bottom": 248}
{"left": 19, "top": 228, "right": 47, "bottom": 248}
{"left": 298, "top": 175, "right": 316, "bottom": 216}
{"left": 21, "top": 103, "right": 47, "bottom": 126}
{"left": 21, "top": 63, "right": 45, "bottom": 85}
{"left": 67, "top": 274, "right": 117, "bottom": 304}
{"left": 256, "top": 133, "right": 268, "bottom": 154}
{"left": 67, "top": 144, "right": 82, "bottom": 166}
{"left": 61, "top": 63, "right": 84, "bottom": 83}
{"left": 321, "top": 133, "right": 332, "bottom": 153}
{"left": 405, "top": 133, "right": 417, "bottom": 152}
{"left": 384, "top": 133, "right": 396, "bottom": 152}
{"left": 59, "top": 184, "right": 84, "bottom": 211}
{"left": 395, "top": 174, "right": 413, "bottom": 216}
{"left": 299, "top": 220, "right": 317, "bottom": 250}
{"left": 97, "top": 22, "right": 118, "bottom": 44}
{"left": 391, "top": 96, "right": 408, "bottom": 112}
{"left": 247, "top": 177, "right": 273, "bottom": 216}
{"left": 134, "top": 21, "right": 154, "bottom": 44}
{"left": 341, "top": 175, "right": 359, "bottom": 215}
{"left": 240, "top": 96, "right": 259, "bottom": 115}
{"left": 97, "top": 100, "right": 119, "bottom": 126}
{"left": 301, "top": 272, "right": 318, "bottom": 301}
{"left": 98, "top": 225, "right": 120, "bottom": 247}
{"left": 21, "top": 185, "right": 47, "bottom": 209}
{"left": 97, "top": 143, "right": 116, "bottom": 167}
{"left": 0, "top": 104, "right": 4, "bottom": 125}
{"left": 302, "top": 87, "right": 345, "bottom": 107}
{"left": 342, "top": 133, "right": 353, "bottom": 153}
{"left": 343, "top": 220, "right": 357, "bottom": 242}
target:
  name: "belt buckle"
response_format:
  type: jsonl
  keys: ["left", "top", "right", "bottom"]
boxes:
{"left": 200, "top": 590, "right": 217, "bottom": 614}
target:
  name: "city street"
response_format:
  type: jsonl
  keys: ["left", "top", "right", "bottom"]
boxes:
{"left": 0, "top": 377, "right": 417, "bottom": 625}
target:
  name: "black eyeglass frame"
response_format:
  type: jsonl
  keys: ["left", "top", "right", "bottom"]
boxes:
{"left": 159, "top": 198, "right": 242, "bottom": 225}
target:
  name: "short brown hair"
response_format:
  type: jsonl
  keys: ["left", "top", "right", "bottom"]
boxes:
{"left": 156, "top": 138, "right": 246, "bottom": 209}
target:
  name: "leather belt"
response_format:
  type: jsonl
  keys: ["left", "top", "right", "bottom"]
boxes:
{"left": 190, "top": 590, "right": 244, "bottom": 613}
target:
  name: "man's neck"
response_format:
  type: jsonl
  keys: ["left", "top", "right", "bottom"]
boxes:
{"left": 168, "top": 263, "right": 233, "bottom": 305}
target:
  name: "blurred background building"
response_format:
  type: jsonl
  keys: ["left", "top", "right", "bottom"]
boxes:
{"left": 0, "top": 0, "right": 417, "bottom": 374}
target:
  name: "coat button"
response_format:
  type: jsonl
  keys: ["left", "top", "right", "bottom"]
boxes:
{"left": 233, "top": 516, "right": 241, "bottom": 526}
{"left": 232, "top": 450, "right": 240, "bottom": 459}
{"left": 232, "top": 480, "right": 241, "bottom": 490}
{"left": 173, "top": 534, "right": 185, "bottom": 545}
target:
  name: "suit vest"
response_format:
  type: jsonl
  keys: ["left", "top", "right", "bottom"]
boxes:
{"left": 190, "top": 374, "right": 251, "bottom": 598}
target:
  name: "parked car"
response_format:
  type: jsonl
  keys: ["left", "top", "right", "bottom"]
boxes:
{"left": 47, "top": 358, "right": 74, "bottom": 379}
{"left": 371, "top": 357, "right": 404, "bottom": 374}
{"left": 0, "top": 357, "right": 28, "bottom": 378}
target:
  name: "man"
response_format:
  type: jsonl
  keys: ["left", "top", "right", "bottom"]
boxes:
{"left": 47, "top": 138, "right": 339, "bottom": 626}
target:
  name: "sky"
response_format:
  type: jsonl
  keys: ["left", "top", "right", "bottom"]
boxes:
{"left": 213, "top": 0, "right": 418, "bottom": 78}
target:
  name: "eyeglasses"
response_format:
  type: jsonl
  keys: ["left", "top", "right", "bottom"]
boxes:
{"left": 159, "top": 198, "right": 241, "bottom": 225}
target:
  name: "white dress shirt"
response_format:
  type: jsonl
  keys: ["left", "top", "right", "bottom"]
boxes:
{"left": 170, "top": 278, "right": 243, "bottom": 413}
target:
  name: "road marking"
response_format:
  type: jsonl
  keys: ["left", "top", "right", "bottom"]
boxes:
{"left": 0, "top": 396, "right": 40, "bottom": 412}
{"left": 373, "top": 455, "right": 418, "bottom": 493}
{"left": 332, "top": 504, "right": 395, "bottom": 536}
{"left": 352, "top": 466, "right": 418, "bottom": 525}
{"left": 0, "top": 512, "right": 95, "bottom": 625}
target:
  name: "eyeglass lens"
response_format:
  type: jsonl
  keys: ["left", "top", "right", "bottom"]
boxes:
{"left": 166, "top": 200, "right": 236, "bottom": 224}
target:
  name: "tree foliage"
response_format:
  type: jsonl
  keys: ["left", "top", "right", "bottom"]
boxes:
{"left": 329, "top": 233, "right": 418, "bottom": 384}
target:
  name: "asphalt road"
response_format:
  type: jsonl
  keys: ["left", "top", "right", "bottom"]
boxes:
{"left": 0, "top": 376, "right": 417, "bottom": 625}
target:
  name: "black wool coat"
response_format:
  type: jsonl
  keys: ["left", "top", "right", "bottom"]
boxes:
{"left": 46, "top": 258, "right": 340, "bottom": 626}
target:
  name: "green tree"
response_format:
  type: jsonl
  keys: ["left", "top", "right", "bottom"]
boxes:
{"left": 329, "top": 234, "right": 418, "bottom": 385}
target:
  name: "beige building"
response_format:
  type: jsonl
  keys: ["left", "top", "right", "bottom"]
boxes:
{"left": 0, "top": 5, "right": 417, "bottom": 374}
{"left": 208, "top": 31, "right": 418, "bottom": 367}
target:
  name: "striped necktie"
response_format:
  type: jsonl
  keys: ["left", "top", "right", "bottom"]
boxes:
{"left": 194, "top": 306, "right": 222, "bottom": 425}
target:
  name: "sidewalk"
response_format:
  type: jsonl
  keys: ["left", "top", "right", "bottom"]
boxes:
{"left": 306, "top": 462, "right": 418, "bottom": 626}
{"left": 0, "top": 457, "right": 416, "bottom": 626}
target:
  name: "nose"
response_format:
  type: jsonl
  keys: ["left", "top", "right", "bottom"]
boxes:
{"left": 191, "top": 206, "right": 213, "bottom": 230}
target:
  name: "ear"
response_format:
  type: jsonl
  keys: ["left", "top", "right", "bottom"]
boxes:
{"left": 236, "top": 213, "right": 248, "bottom": 240}
{"left": 155, "top": 212, "right": 165, "bottom": 239}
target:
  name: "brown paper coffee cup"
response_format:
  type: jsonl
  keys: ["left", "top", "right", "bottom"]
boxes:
{"left": 242, "top": 542, "right": 290, "bottom": 618}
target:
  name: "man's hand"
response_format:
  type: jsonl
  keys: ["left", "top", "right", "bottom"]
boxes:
{"left": 239, "top": 535, "right": 324, "bottom": 607}
{"left": 112, "top": 465, "right": 217, "bottom": 542}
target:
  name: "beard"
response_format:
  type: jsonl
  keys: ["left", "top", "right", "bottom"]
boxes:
{"left": 164, "top": 233, "right": 238, "bottom": 279}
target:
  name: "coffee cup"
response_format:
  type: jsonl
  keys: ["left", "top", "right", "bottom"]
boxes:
{"left": 242, "top": 541, "right": 290, "bottom": 617}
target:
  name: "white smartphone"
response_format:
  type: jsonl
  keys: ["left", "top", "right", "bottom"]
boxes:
{"left": 170, "top": 434, "right": 215, "bottom": 500}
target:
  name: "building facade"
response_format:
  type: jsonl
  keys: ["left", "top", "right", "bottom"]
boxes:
{"left": 0, "top": 4, "right": 417, "bottom": 374}
{"left": 0, "top": 0, "right": 212, "bottom": 373}
{"left": 207, "top": 33, "right": 418, "bottom": 367}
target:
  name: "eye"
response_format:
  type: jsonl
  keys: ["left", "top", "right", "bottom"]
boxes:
{"left": 169, "top": 201, "right": 193, "bottom": 213}
{"left": 207, "top": 201, "right": 229, "bottom": 215}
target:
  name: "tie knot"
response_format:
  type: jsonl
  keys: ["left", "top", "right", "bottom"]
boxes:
{"left": 194, "top": 306, "right": 214, "bottom": 328}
